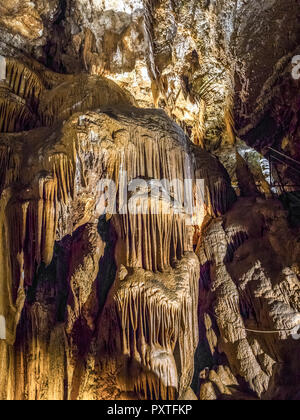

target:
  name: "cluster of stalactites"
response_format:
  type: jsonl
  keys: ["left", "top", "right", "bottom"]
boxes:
{"left": 116, "top": 131, "right": 192, "bottom": 182}
{"left": 109, "top": 123, "right": 195, "bottom": 272}
{"left": 114, "top": 254, "right": 199, "bottom": 399}
{"left": 5, "top": 58, "right": 45, "bottom": 109}
{"left": 193, "top": 147, "right": 236, "bottom": 218}
{"left": 39, "top": 76, "right": 134, "bottom": 128}
{"left": 5, "top": 152, "right": 74, "bottom": 286}
{"left": 0, "top": 57, "right": 135, "bottom": 134}
{"left": 116, "top": 211, "right": 192, "bottom": 272}
{"left": 0, "top": 58, "right": 47, "bottom": 132}
{"left": 0, "top": 86, "right": 37, "bottom": 132}
{"left": 0, "top": 103, "right": 237, "bottom": 292}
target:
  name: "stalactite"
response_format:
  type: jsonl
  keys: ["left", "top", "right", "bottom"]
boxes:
{"left": 39, "top": 75, "right": 135, "bottom": 128}
{"left": 0, "top": 86, "right": 37, "bottom": 132}
{"left": 193, "top": 147, "right": 236, "bottom": 217}
{"left": 112, "top": 253, "right": 199, "bottom": 400}
{"left": 5, "top": 58, "right": 45, "bottom": 110}
{"left": 0, "top": 192, "right": 25, "bottom": 356}
{"left": 47, "top": 154, "right": 75, "bottom": 204}
{"left": 0, "top": 143, "right": 20, "bottom": 192}
{"left": 6, "top": 174, "right": 61, "bottom": 287}
{"left": 0, "top": 58, "right": 52, "bottom": 132}
{"left": 115, "top": 211, "right": 192, "bottom": 272}
{"left": 193, "top": 100, "right": 206, "bottom": 147}
{"left": 142, "top": 0, "right": 160, "bottom": 86}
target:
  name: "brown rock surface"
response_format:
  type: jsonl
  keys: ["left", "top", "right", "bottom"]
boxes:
{"left": 0, "top": 0, "right": 299, "bottom": 401}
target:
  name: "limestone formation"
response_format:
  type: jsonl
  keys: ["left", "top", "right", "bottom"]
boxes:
{"left": 0, "top": 55, "right": 237, "bottom": 399}
{"left": 0, "top": 0, "right": 299, "bottom": 401}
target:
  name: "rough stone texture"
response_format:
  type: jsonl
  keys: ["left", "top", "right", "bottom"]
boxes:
{"left": 196, "top": 197, "right": 300, "bottom": 400}
{"left": 0, "top": 0, "right": 299, "bottom": 401}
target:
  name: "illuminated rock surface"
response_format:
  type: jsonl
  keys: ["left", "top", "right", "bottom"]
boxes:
{"left": 0, "top": 0, "right": 299, "bottom": 400}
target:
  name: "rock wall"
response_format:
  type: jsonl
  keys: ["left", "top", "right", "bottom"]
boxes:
{"left": 197, "top": 197, "right": 300, "bottom": 400}
{"left": 0, "top": 57, "right": 237, "bottom": 399}
{"left": 0, "top": 1, "right": 299, "bottom": 401}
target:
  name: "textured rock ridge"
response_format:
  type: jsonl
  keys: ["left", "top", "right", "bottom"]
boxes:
{"left": 196, "top": 198, "right": 300, "bottom": 400}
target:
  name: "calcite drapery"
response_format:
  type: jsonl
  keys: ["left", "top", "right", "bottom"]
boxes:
{"left": 0, "top": 57, "right": 236, "bottom": 400}
{"left": 112, "top": 253, "right": 200, "bottom": 400}
{"left": 0, "top": 3, "right": 298, "bottom": 396}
